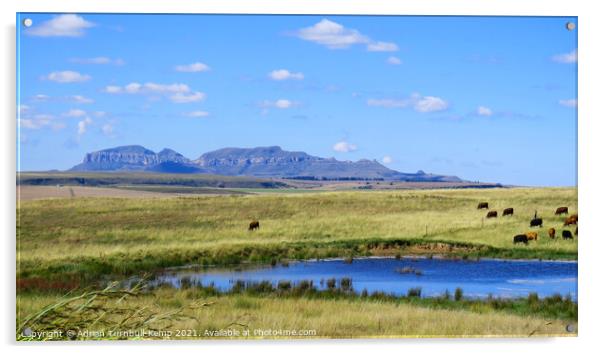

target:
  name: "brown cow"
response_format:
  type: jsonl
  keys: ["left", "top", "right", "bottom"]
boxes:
{"left": 248, "top": 220, "right": 260, "bottom": 231}
{"left": 502, "top": 208, "right": 514, "bottom": 216}
{"left": 555, "top": 207, "right": 569, "bottom": 215}
{"left": 548, "top": 228, "right": 556, "bottom": 239}
{"left": 526, "top": 231, "right": 538, "bottom": 241}
{"left": 477, "top": 202, "right": 489, "bottom": 209}
{"left": 564, "top": 214, "right": 578, "bottom": 226}
{"left": 486, "top": 210, "right": 498, "bottom": 218}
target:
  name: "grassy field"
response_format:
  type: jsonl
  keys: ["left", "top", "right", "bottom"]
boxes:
{"left": 17, "top": 286, "right": 576, "bottom": 340}
{"left": 16, "top": 186, "right": 578, "bottom": 339}
{"left": 17, "top": 187, "right": 577, "bottom": 282}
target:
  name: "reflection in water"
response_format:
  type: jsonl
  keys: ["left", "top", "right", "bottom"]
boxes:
{"left": 152, "top": 257, "right": 578, "bottom": 300}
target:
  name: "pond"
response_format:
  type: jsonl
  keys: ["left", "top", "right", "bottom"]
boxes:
{"left": 152, "top": 257, "right": 578, "bottom": 300}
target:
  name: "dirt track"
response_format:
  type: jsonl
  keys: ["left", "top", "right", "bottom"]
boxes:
{"left": 17, "top": 185, "right": 179, "bottom": 201}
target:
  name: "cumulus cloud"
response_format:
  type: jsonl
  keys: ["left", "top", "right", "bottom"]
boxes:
{"left": 78, "top": 117, "right": 93, "bottom": 135}
{"left": 103, "top": 82, "right": 205, "bottom": 103}
{"left": 333, "top": 141, "right": 358, "bottom": 153}
{"left": 414, "top": 96, "right": 449, "bottom": 113}
{"left": 19, "top": 114, "right": 63, "bottom": 131}
{"left": 70, "top": 57, "right": 125, "bottom": 65}
{"left": 44, "top": 70, "right": 91, "bottom": 83}
{"left": 367, "top": 93, "right": 449, "bottom": 113}
{"left": 477, "top": 106, "right": 493, "bottom": 116}
{"left": 169, "top": 92, "right": 206, "bottom": 103}
{"left": 101, "top": 123, "right": 114, "bottom": 136}
{"left": 174, "top": 62, "right": 210, "bottom": 72}
{"left": 69, "top": 95, "right": 94, "bottom": 104}
{"left": 63, "top": 109, "right": 87, "bottom": 118}
{"left": 367, "top": 41, "right": 399, "bottom": 52}
{"left": 25, "top": 14, "right": 94, "bottom": 37}
{"left": 184, "top": 111, "right": 210, "bottom": 118}
{"left": 294, "top": 19, "right": 398, "bottom": 52}
{"left": 559, "top": 99, "right": 577, "bottom": 108}
{"left": 382, "top": 156, "right": 393, "bottom": 164}
{"left": 387, "top": 56, "right": 402, "bottom": 65}
{"left": 268, "top": 69, "right": 304, "bottom": 81}
{"left": 552, "top": 49, "right": 577, "bottom": 64}
{"left": 260, "top": 99, "right": 298, "bottom": 109}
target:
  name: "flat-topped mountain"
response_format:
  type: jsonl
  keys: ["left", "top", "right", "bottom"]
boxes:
{"left": 70, "top": 145, "right": 462, "bottom": 182}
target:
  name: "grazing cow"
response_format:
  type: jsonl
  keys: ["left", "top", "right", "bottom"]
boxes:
{"left": 502, "top": 208, "right": 514, "bottom": 216}
{"left": 513, "top": 234, "right": 529, "bottom": 245}
{"left": 526, "top": 231, "right": 538, "bottom": 241}
{"left": 248, "top": 220, "right": 260, "bottom": 231}
{"left": 555, "top": 207, "right": 569, "bottom": 215}
{"left": 530, "top": 218, "right": 543, "bottom": 227}
{"left": 477, "top": 202, "right": 489, "bottom": 209}
{"left": 562, "top": 230, "right": 573, "bottom": 240}
{"left": 564, "top": 214, "right": 578, "bottom": 226}
{"left": 486, "top": 211, "right": 498, "bottom": 218}
{"left": 548, "top": 228, "right": 556, "bottom": 239}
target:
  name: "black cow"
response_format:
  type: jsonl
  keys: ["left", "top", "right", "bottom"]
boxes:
{"left": 477, "top": 202, "right": 489, "bottom": 209}
{"left": 562, "top": 230, "right": 573, "bottom": 240}
{"left": 249, "top": 220, "right": 260, "bottom": 231}
{"left": 502, "top": 208, "right": 514, "bottom": 216}
{"left": 513, "top": 234, "right": 529, "bottom": 245}
{"left": 486, "top": 211, "right": 498, "bottom": 218}
{"left": 530, "top": 218, "right": 543, "bottom": 227}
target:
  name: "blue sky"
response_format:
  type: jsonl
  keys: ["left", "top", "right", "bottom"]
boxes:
{"left": 17, "top": 14, "right": 577, "bottom": 186}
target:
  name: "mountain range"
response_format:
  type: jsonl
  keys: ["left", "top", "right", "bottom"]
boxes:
{"left": 70, "top": 145, "right": 462, "bottom": 182}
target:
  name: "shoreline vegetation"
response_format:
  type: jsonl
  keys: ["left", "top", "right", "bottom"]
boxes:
{"left": 17, "top": 279, "right": 577, "bottom": 341}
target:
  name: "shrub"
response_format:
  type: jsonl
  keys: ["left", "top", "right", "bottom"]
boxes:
{"left": 407, "top": 287, "right": 422, "bottom": 298}
{"left": 340, "top": 277, "right": 352, "bottom": 291}
{"left": 454, "top": 287, "right": 463, "bottom": 301}
{"left": 326, "top": 278, "right": 337, "bottom": 290}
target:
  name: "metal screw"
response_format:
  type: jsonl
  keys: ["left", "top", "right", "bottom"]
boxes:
{"left": 566, "top": 22, "right": 576, "bottom": 31}
{"left": 23, "top": 18, "right": 32, "bottom": 27}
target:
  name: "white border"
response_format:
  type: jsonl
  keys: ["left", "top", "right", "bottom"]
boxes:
{"left": 2, "top": 1, "right": 601, "bottom": 354}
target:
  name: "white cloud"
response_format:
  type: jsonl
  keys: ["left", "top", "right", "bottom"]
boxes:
{"left": 184, "top": 111, "right": 210, "bottom": 118}
{"left": 69, "top": 95, "right": 94, "bottom": 104}
{"left": 268, "top": 69, "right": 304, "bottom": 81}
{"left": 18, "top": 105, "right": 31, "bottom": 114}
{"left": 333, "top": 141, "right": 358, "bottom": 153}
{"left": 382, "top": 156, "right": 393, "bottom": 164}
{"left": 103, "top": 82, "right": 204, "bottom": 103}
{"left": 169, "top": 92, "right": 206, "bottom": 103}
{"left": 559, "top": 99, "right": 577, "bottom": 108}
{"left": 44, "top": 70, "right": 91, "bottom": 83}
{"left": 295, "top": 19, "right": 370, "bottom": 49}
{"left": 295, "top": 19, "right": 398, "bottom": 52}
{"left": 367, "top": 93, "right": 449, "bottom": 113}
{"left": 174, "top": 62, "right": 210, "bottom": 72}
{"left": 260, "top": 99, "right": 298, "bottom": 109}
{"left": 70, "top": 57, "right": 125, "bottom": 65}
{"left": 552, "top": 49, "right": 577, "bottom": 64}
{"left": 367, "top": 41, "right": 399, "bottom": 52}
{"left": 19, "top": 114, "right": 55, "bottom": 130}
{"left": 25, "top": 14, "right": 94, "bottom": 37}
{"left": 101, "top": 123, "right": 114, "bottom": 136}
{"left": 414, "top": 96, "right": 449, "bottom": 113}
{"left": 33, "top": 94, "right": 49, "bottom": 102}
{"left": 477, "top": 106, "right": 493, "bottom": 116}
{"left": 367, "top": 98, "right": 410, "bottom": 108}
{"left": 63, "top": 109, "right": 87, "bottom": 118}
{"left": 78, "top": 117, "right": 93, "bottom": 135}
{"left": 104, "top": 82, "right": 191, "bottom": 94}
{"left": 387, "top": 56, "right": 402, "bottom": 65}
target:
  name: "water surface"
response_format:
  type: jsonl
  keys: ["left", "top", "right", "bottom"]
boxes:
{"left": 154, "top": 257, "right": 577, "bottom": 300}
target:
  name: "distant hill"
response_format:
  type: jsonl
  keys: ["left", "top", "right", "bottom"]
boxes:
{"left": 69, "top": 145, "right": 463, "bottom": 182}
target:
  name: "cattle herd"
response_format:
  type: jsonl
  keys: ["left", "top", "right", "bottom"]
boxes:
{"left": 477, "top": 202, "right": 577, "bottom": 245}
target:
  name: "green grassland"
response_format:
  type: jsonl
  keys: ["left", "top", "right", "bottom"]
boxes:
{"left": 16, "top": 186, "right": 578, "bottom": 339}
{"left": 17, "top": 285, "right": 576, "bottom": 340}
{"left": 17, "top": 187, "right": 577, "bottom": 283}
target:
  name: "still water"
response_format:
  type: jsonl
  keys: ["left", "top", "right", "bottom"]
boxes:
{"left": 154, "top": 257, "right": 577, "bottom": 300}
